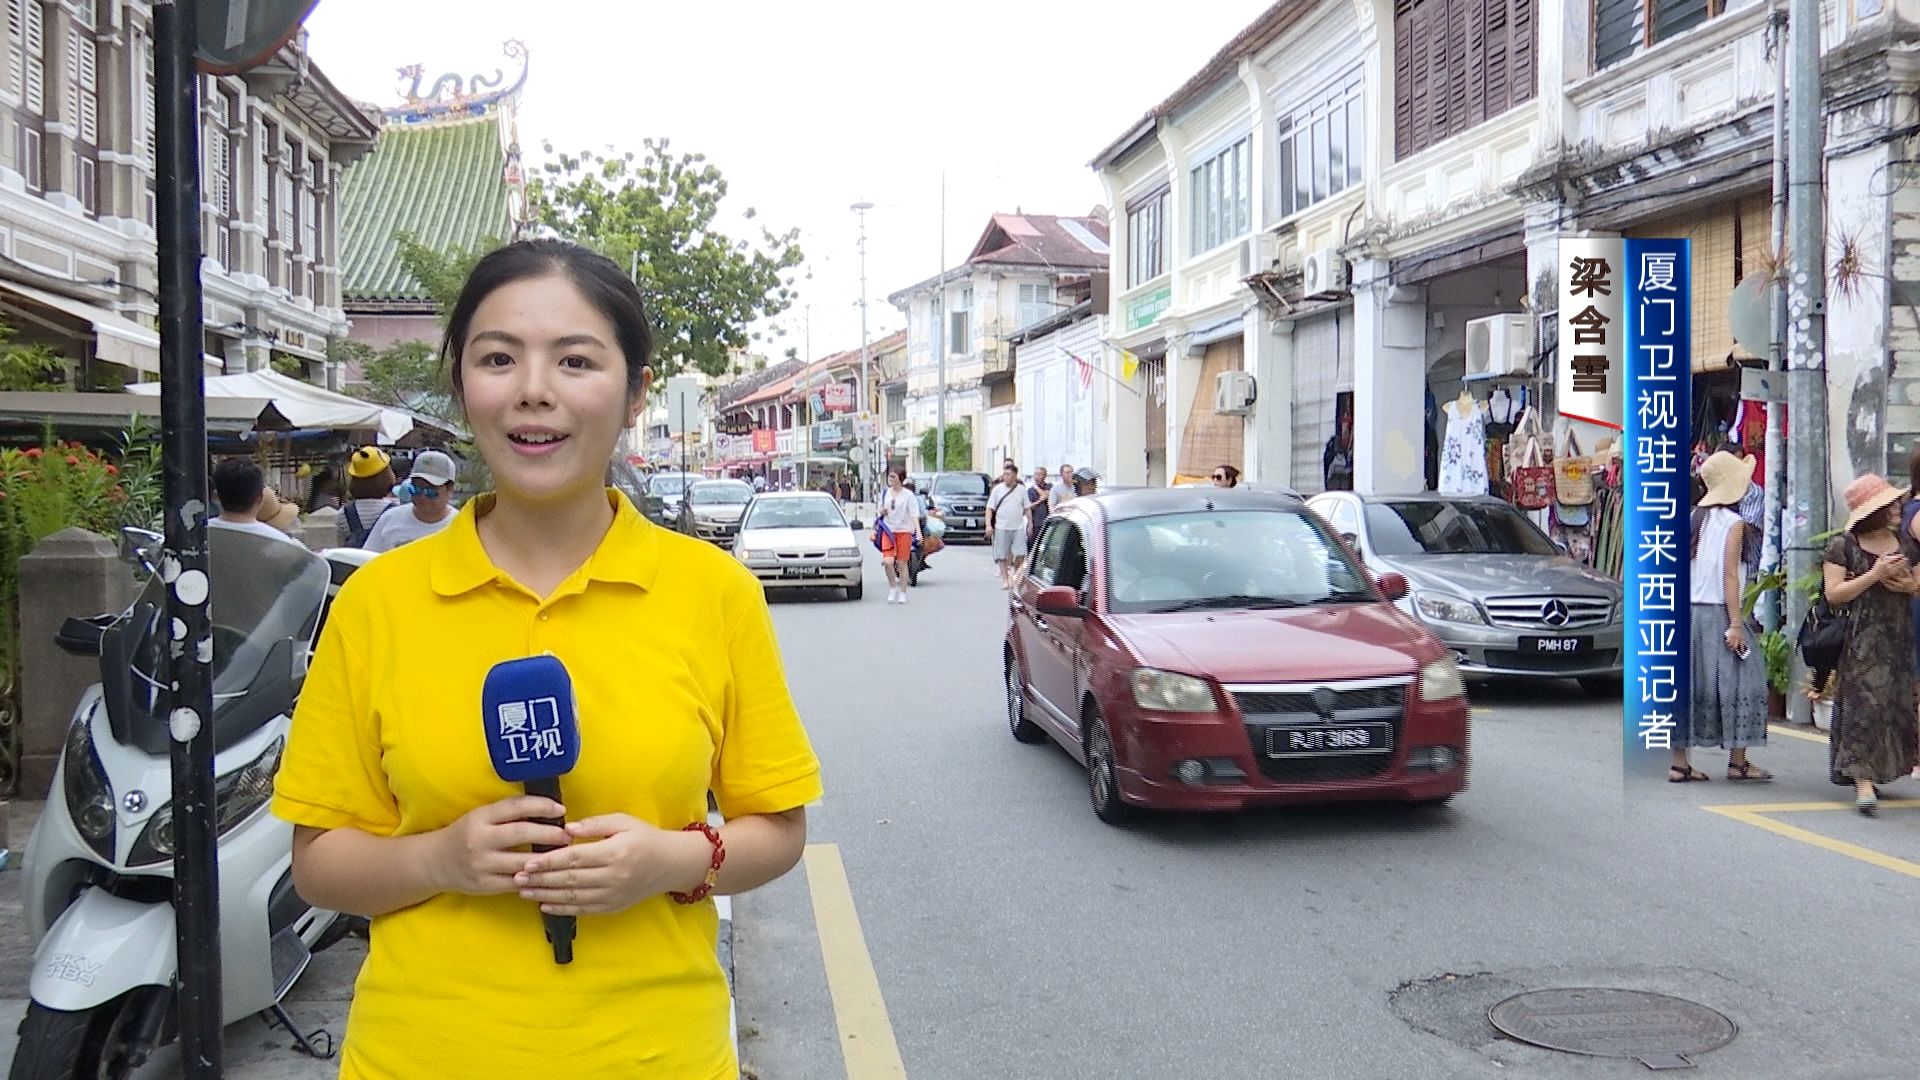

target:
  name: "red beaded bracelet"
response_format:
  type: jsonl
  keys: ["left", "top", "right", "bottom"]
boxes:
{"left": 669, "top": 822, "right": 725, "bottom": 905}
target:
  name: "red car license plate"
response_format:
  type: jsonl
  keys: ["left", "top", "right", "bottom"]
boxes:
{"left": 1266, "top": 724, "right": 1392, "bottom": 758}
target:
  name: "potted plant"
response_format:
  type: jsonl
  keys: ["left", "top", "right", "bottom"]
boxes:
{"left": 1741, "top": 559, "right": 1832, "bottom": 723}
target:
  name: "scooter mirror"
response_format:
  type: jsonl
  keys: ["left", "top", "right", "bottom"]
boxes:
{"left": 118, "top": 526, "right": 162, "bottom": 574}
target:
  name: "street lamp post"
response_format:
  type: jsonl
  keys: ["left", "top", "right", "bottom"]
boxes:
{"left": 852, "top": 200, "right": 873, "bottom": 503}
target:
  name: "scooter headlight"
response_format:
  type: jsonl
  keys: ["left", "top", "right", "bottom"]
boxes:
{"left": 62, "top": 711, "right": 115, "bottom": 861}
{"left": 127, "top": 737, "right": 284, "bottom": 869}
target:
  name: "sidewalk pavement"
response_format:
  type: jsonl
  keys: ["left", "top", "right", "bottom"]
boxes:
{"left": 0, "top": 802, "right": 737, "bottom": 1076}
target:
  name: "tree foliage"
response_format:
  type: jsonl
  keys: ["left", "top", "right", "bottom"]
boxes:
{"left": 918, "top": 423, "right": 972, "bottom": 473}
{"left": 329, "top": 233, "right": 495, "bottom": 428}
{"left": 527, "top": 139, "right": 803, "bottom": 381}
{"left": 0, "top": 316, "right": 67, "bottom": 391}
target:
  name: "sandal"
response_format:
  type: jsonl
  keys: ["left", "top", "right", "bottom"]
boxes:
{"left": 1669, "top": 765, "right": 1710, "bottom": 783}
{"left": 1727, "top": 761, "right": 1774, "bottom": 783}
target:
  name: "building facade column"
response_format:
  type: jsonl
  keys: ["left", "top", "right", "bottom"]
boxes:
{"left": 1246, "top": 306, "right": 1294, "bottom": 487}
{"left": 1350, "top": 257, "right": 1428, "bottom": 493}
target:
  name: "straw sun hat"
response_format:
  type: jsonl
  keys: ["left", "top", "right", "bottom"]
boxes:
{"left": 1696, "top": 451, "right": 1756, "bottom": 508}
{"left": 1842, "top": 473, "right": 1905, "bottom": 533}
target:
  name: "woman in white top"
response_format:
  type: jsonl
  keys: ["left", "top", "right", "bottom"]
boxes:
{"left": 1676, "top": 451, "right": 1771, "bottom": 783}
{"left": 876, "top": 467, "right": 923, "bottom": 605}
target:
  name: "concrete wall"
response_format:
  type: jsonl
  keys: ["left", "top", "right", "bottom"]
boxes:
{"left": 346, "top": 312, "right": 440, "bottom": 353}
{"left": 16, "top": 529, "right": 137, "bottom": 795}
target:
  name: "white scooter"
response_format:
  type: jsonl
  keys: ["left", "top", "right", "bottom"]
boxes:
{"left": 10, "top": 527, "right": 375, "bottom": 1079}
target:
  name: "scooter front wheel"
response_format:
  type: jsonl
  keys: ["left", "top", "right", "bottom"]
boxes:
{"left": 9, "top": 997, "right": 146, "bottom": 1080}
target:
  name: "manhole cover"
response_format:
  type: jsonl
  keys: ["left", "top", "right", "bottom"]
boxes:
{"left": 1488, "top": 988, "right": 1737, "bottom": 1070}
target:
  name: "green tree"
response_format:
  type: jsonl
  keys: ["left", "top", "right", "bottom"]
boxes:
{"left": 328, "top": 233, "right": 495, "bottom": 428}
{"left": 528, "top": 139, "right": 803, "bottom": 380}
{"left": 917, "top": 423, "right": 972, "bottom": 472}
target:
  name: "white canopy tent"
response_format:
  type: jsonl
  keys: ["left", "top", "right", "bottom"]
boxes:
{"left": 126, "top": 368, "right": 417, "bottom": 444}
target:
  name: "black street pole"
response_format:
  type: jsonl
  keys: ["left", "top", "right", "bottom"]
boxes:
{"left": 155, "top": 1, "right": 223, "bottom": 1075}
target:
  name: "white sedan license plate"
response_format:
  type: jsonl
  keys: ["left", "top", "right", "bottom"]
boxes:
{"left": 1266, "top": 724, "right": 1392, "bottom": 758}
{"left": 780, "top": 566, "right": 821, "bottom": 578}
{"left": 964, "top": 518, "right": 979, "bottom": 528}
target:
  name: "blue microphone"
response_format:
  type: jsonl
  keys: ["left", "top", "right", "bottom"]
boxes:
{"left": 481, "top": 655, "right": 581, "bottom": 965}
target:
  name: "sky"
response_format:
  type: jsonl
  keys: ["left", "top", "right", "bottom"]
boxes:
{"left": 301, "top": 0, "right": 1265, "bottom": 367}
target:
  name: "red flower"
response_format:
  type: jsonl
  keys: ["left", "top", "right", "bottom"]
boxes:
{"left": 105, "top": 464, "right": 118, "bottom": 476}
{"left": 64, "top": 455, "right": 79, "bottom": 466}
{"left": 25, "top": 448, "right": 41, "bottom": 459}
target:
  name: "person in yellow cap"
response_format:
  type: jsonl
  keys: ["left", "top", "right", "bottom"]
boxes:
{"left": 342, "top": 445, "right": 399, "bottom": 547}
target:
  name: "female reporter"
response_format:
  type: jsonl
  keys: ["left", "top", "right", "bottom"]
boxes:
{"left": 272, "top": 239, "right": 821, "bottom": 1079}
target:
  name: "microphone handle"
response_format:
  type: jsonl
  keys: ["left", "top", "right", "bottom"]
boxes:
{"left": 521, "top": 777, "right": 576, "bottom": 965}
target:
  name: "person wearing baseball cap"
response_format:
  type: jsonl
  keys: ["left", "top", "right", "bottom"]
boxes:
{"left": 363, "top": 450, "right": 460, "bottom": 553}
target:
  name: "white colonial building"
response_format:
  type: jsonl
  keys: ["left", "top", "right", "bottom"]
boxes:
{"left": 887, "top": 211, "right": 1109, "bottom": 472}
{"left": 0, "top": 7, "right": 374, "bottom": 390}
{"left": 1094, "top": 0, "right": 1914, "bottom": 500}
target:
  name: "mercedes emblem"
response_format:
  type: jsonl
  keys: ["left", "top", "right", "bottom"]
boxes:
{"left": 1541, "top": 599, "right": 1571, "bottom": 628}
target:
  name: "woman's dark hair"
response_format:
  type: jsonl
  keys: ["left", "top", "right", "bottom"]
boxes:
{"left": 441, "top": 239, "right": 655, "bottom": 401}
{"left": 1853, "top": 503, "right": 1895, "bottom": 534}
{"left": 304, "top": 465, "right": 339, "bottom": 512}
{"left": 888, "top": 467, "right": 907, "bottom": 482}
{"left": 1216, "top": 464, "right": 1242, "bottom": 487}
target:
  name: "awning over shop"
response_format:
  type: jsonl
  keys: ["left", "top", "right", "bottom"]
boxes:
{"left": 0, "top": 391, "right": 281, "bottom": 436}
{"left": 126, "top": 368, "right": 424, "bottom": 444}
{"left": 0, "top": 281, "right": 222, "bottom": 376}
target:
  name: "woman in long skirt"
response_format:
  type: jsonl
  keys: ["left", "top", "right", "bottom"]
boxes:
{"left": 1675, "top": 451, "right": 1770, "bottom": 783}
{"left": 1823, "top": 473, "right": 1920, "bottom": 814}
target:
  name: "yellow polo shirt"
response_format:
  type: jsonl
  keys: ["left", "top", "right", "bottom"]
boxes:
{"left": 271, "top": 489, "right": 821, "bottom": 1080}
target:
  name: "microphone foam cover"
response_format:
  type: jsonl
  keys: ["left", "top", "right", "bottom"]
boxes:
{"left": 480, "top": 655, "right": 580, "bottom": 783}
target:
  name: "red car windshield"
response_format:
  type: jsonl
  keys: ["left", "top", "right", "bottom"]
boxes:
{"left": 1104, "top": 509, "right": 1373, "bottom": 614}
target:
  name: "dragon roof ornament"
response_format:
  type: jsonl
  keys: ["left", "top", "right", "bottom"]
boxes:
{"left": 384, "top": 40, "right": 528, "bottom": 126}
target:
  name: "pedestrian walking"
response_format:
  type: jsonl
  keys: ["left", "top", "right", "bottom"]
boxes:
{"left": 1823, "top": 472, "right": 1920, "bottom": 814}
{"left": 1212, "top": 465, "right": 1241, "bottom": 488}
{"left": 1053, "top": 464, "right": 1074, "bottom": 511}
{"left": 876, "top": 467, "right": 922, "bottom": 604}
{"left": 1904, "top": 445, "right": 1920, "bottom": 780}
{"left": 362, "top": 449, "right": 460, "bottom": 553}
{"left": 271, "top": 239, "right": 822, "bottom": 1079}
{"left": 1026, "top": 466, "right": 1053, "bottom": 555}
{"left": 1673, "top": 451, "right": 1770, "bottom": 783}
{"left": 987, "top": 462, "right": 1029, "bottom": 587}
{"left": 342, "top": 445, "right": 400, "bottom": 547}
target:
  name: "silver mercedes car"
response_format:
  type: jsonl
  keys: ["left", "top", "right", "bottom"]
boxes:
{"left": 1307, "top": 492, "right": 1624, "bottom": 695}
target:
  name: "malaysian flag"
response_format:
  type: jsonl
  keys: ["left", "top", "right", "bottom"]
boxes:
{"left": 1071, "top": 353, "right": 1094, "bottom": 390}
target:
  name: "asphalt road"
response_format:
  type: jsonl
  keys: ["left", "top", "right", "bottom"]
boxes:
{"left": 736, "top": 542, "right": 1920, "bottom": 1080}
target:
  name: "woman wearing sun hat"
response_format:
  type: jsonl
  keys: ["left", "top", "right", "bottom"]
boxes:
{"left": 1822, "top": 472, "right": 1920, "bottom": 814}
{"left": 1675, "top": 451, "right": 1771, "bottom": 783}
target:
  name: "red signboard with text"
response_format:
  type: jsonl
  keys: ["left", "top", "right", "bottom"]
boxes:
{"left": 752, "top": 428, "right": 776, "bottom": 454}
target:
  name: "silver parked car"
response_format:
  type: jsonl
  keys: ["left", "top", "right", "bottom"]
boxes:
{"left": 734, "top": 491, "right": 865, "bottom": 601}
{"left": 677, "top": 479, "right": 753, "bottom": 546}
{"left": 1307, "top": 492, "right": 1623, "bottom": 695}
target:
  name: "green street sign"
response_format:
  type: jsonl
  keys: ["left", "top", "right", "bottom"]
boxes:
{"left": 1126, "top": 285, "right": 1172, "bottom": 331}
{"left": 196, "top": 0, "right": 322, "bottom": 74}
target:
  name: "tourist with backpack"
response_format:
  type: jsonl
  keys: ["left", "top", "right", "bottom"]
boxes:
{"left": 342, "top": 445, "right": 400, "bottom": 548}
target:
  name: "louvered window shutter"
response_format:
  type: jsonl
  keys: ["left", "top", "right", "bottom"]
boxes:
{"left": 1393, "top": 0, "right": 1417, "bottom": 159}
{"left": 77, "top": 31, "right": 95, "bottom": 143}
{"left": 1484, "top": 0, "right": 1510, "bottom": 116}
{"left": 1511, "top": 0, "right": 1537, "bottom": 105}
{"left": 23, "top": 0, "right": 43, "bottom": 114}
{"left": 7, "top": 0, "right": 23, "bottom": 101}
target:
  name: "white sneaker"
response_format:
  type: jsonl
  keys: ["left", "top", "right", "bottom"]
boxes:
{"left": 897, "top": 588, "right": 908, "bottom": 605}
{"left": 889, "top": 588, "right": 903, "bottom": 604}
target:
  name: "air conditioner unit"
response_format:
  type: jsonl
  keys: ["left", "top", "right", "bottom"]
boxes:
{"left": 1214, "top": 370, "right": 1257, "bottom": 415}
{"left": 1302, "top": 247, "right": 1349, "bottom": 297}
{"left": 1238, "top": 231, "right": 1283, "bottom": 277}
{"left": 1464, "top": 314, "right": 1533, "bottom": 380}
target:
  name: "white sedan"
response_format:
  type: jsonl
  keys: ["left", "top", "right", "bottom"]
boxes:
{"left": 733, "top": 491, "right": 865, "bottom": 601}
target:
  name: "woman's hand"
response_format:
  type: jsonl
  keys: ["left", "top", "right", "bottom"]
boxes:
{"left": 428, "top": 796, "right": 571, "bottom": 898}
{"left": 1724, "top": 622, "right": 1748, "bottom": 656}
{"left": 1873, "top": 552, "right": 1910, "bottom": 583}
{"left": 514, "top": 814, "right": 708, "bottom": 917}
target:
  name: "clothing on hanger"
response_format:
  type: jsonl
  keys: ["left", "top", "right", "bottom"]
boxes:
{"left": 1489, "top": 387, "right": 1515, "bottom": 425}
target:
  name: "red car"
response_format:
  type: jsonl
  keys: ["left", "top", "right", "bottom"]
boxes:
{"left": 1003, "top": 487, "right": 1470, "bottom": 823}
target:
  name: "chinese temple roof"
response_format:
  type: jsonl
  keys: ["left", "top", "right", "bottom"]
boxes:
{"left": 339, "top": 43, "right": 529, "bottom": 308}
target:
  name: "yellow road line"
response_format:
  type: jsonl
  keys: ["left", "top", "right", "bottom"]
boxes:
{"left": 803, "top": 843, "right": 907, "bottom": 1080}
{"left": 1702, "top": 803, "right": 1920, "bottom": 882}
{"left": 1706, "top": 799, "right": 1920, "bottom": 814}
{"left": 1767, "top": 724, "right": 1830, "bottom": 745}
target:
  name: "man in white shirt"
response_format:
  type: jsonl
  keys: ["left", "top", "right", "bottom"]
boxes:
{"left": 209, "top": 458, "right": 305, "bottom": 547}
{"left": 987, "top": 462, "right": 1029, "bottom": 588}
{"left": 364, "top": 450, "right": 459, "bottom": 553}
